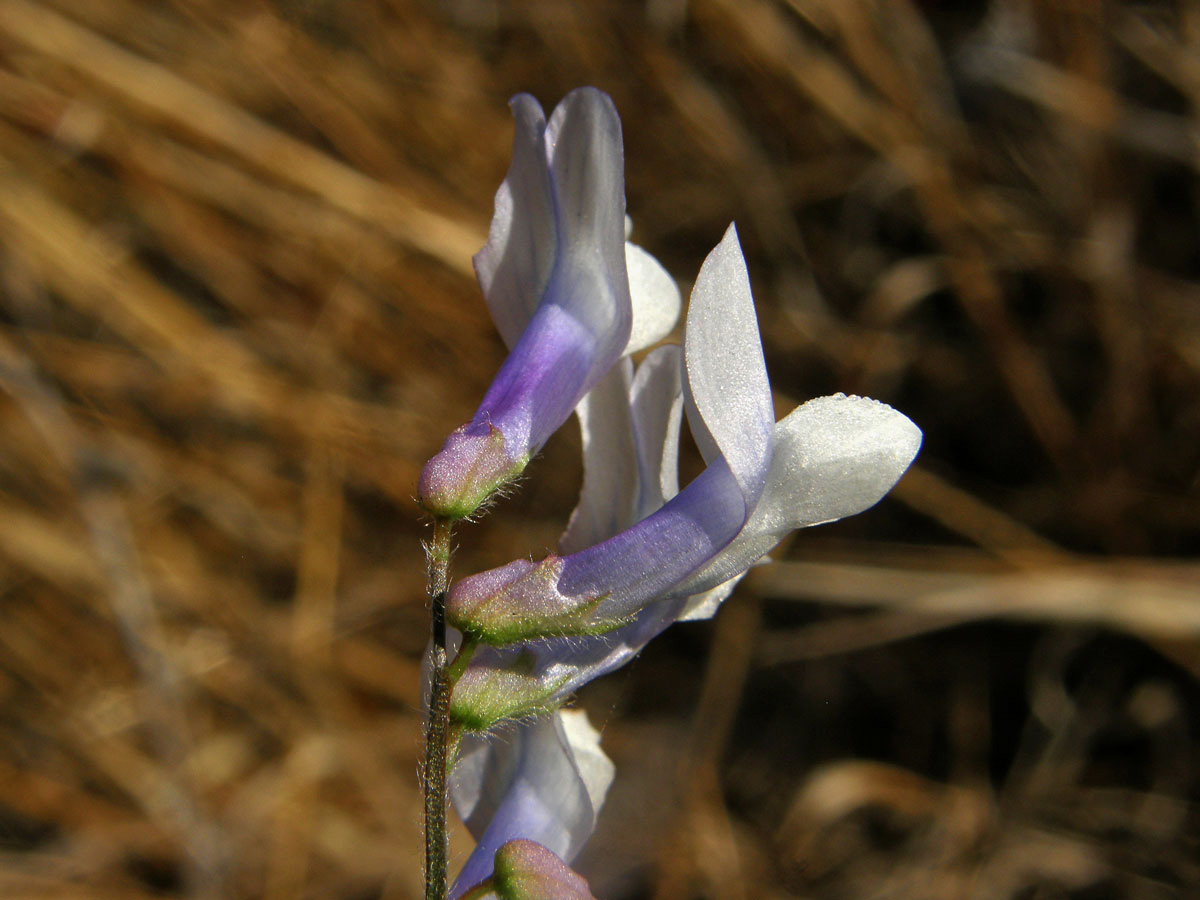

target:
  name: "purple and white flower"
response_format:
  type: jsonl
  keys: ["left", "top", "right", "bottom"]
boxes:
{"left": 419, "top": 88, "right": 679, "bottom": 520}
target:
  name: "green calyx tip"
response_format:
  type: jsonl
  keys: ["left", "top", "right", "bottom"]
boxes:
{"left": 491, "top": 851, "right": 523, "bottom": 898}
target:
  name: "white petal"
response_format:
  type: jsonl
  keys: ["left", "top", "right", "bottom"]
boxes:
{"left": 542, "top": 89, "right": 631, "bottom": 351}
{"left": 676, "top": 571, "right": 745, "bottom": 621}
{"left": 473, "top": 95, "right": 556, "bottom": 348}
{"left": 671, "top": 394, "right": 921, "bottom": 596}
{"left": 560, "top": 359, "right": 637, "bottom": 554}
{"left": 554, "top": 709, "right": 614, "bottom": 826}
{"left": 624, "top": 242, "right": 681, "bottom": 354}
{"left": 756, "top": 394, "right": 922, "bottom": 531}
{"left": 629, "top": 345, "right": 683, "bottom": 517}
{"left": 683, "top": 224, "right": 774, "bottom": 505}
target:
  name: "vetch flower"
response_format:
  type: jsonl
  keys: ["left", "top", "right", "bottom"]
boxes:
{"left": 447, "top": 224, "right": 922, "bottom": 729}
{"left": 419, "top": 88, "right": 679, "bottom": 520}
{"left": 449, "top": 709, "right": 613, "bottom": 898}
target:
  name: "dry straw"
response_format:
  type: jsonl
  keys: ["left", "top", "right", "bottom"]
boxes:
{"left": 0, "top": 1, "right": 1196, "bottom": 897}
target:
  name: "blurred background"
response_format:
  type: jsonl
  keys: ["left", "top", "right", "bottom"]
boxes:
{"left": 0, "top": 0, "right": 1197, "bottom": 897}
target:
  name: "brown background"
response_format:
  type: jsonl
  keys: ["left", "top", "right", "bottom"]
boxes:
{"left": 0, "top": 1, "right": 1197, "bottom": 898}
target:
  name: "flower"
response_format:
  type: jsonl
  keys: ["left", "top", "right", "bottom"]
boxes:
{"left": 419, "top": 88, "right": 679, "bottom": 520}
{"left": 447, "top": 225, "right": 923, "bottom": 730}
{"left": 449, "top": 710, "right": 613, "bottom": 898}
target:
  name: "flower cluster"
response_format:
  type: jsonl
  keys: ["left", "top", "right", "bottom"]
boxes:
{"left": 420, "top": 87, "right": 922, "bottom": 900}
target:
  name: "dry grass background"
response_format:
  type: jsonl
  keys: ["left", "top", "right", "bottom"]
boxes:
{"left": 0, "top": 1, "right": 1197, "bottom": 898}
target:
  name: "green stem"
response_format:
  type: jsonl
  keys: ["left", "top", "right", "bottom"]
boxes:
{"left": 442, "top": 638, "right": 477, "bottom": 782}
{"left": 447, "top": 636, "right": 478, "bottom": 684}
{"left": 423, "top": 518, "right": 454, "bottom": 900}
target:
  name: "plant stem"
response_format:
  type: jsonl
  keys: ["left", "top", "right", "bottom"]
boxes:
{"left": 424, "top": 517, "right": 453, "bottom": 900}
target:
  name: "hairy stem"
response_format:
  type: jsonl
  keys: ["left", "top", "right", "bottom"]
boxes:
{"left": 424, "top": 517, "right": 454, "bottom": 900}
